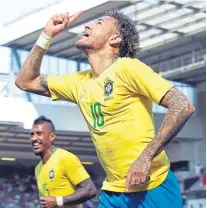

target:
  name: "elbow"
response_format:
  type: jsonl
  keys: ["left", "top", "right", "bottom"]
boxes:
{"left": 15, "top": 78, "right": 28, "bottom": 91}
{"left": 86, "top": 184, "right": 97, "bottom": 199}
{"left": 186, "top": 102, "right": 196, "bottom": 117}
{"left": 190, "top": 105, "right": 196, "bottom": 115}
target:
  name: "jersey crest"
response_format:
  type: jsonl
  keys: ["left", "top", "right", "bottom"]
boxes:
{"left": 104, "top": 78, "right": 113, "bottom": 96}
{"left": 49, "top": 170, "right": 55, "bottom": 179}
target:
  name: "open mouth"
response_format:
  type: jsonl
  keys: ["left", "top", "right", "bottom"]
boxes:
{"left": 32, "top": 142, "right": 42, "bottom": 150}
{"left": 83, "top": 33, "right": 89, "bottom": 37}
{"left": 80, "top": 31, "right": 90, "bottom": 39}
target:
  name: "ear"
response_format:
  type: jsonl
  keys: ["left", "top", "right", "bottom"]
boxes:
{"left": 50, "top": 132, "right": 56, "bottom": 143}
{"left": 109, "top": 34, "right": 122, "bottom": 47}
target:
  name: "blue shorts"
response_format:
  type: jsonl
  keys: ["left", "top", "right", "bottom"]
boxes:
{"left": 98, "top": 170, "right": 182, "bottom": 208}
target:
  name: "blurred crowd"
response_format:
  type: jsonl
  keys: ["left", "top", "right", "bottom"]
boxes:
{"left": 0, "top": 174, "right": 39, "bottom": 208}
{"left": 0, "top": 164, "right": 40, "bottom": 208}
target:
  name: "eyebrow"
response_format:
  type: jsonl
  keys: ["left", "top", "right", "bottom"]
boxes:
{"left": 97, "top": 19, "right": 104, "bottom": 22}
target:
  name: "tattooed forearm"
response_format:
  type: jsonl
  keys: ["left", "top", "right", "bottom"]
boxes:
{"left": 30, "top": 45, "right": 46, "bottom": 73}
{"left": 141, "top": 87, "right": 195, "bottom": 160}
{"left": 63, "top": 178, "right": 96, "bottom": 205}
{"left": 16, "top": 45, "right": 46, "bottom": 83}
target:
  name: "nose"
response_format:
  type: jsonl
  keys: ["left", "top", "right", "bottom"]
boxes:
{"left": 84, "top": 23, "right": 92, "bottom": 30}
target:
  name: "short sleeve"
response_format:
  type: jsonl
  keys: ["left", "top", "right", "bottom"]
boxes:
{"left": 119, "top": 58, "right": 174, "bottom": 104}
{"left": 47, "top": 71, "right": 90, "bottom": 103}
{"left": 62, "top": 152, "right": 90, "bottom": 186}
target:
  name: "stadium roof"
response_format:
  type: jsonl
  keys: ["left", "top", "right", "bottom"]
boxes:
{"left": 0, "top": 0, "right": 205, "bottom": 85}
{"left": 0, "top": 0, "right": 205, "bottom": 62}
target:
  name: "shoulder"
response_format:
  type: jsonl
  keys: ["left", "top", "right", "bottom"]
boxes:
{"left": 115, "top": 57, "right": 153, "bottom": 79}
{"left": 65, "top": 70, "right": 92, "bottom": 80}
{"left": 117, "top": 57, "right": 152, "bottom": 73}
{"left": 77, "top": 70, "right": 92, "bottom": 77}
{"left": 35, "top": 161, "right": 42, "bottom": 169}
{"left": 57, "top": 148, "right": 80, "bottom": 161}
{"left": 48, "top": 70, "right": 92, "bottom": 83}
{"left": 35, "top": 161, "right": 42, "bottom": 175}
{"left": 118, "top": 57, "right": 141, "bottom": 65}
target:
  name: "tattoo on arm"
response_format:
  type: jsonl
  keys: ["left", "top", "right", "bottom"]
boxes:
{"left": 40, "top": 74, "right": 49, "bottom": 89}
{"left": 16, "top": 45, "right": 51, "bottom": 96}
{"left": 63, "top": 178, "right": 96, "bottom": 205}
{"left": 30, "top": 45, "right": 46, "bottom": 73}
{"left": 141, "top": 87, "right": 195, "bottom": 159}
{"left": 24, "top": 74, "right": 51, "bottom": 97}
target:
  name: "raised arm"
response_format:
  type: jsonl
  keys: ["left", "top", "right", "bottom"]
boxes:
{"left": 39, "top": 178, "right": 96, "bottom": 207}
{"left": 15, "top": 11, "right": 83, "bottom": 97}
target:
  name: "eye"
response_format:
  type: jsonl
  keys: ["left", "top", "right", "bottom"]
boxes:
{"left": 98, "top": 21, "right": 102, "bottom": 25}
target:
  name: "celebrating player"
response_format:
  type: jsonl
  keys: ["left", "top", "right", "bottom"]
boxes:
{"left": 31, "top": 116, "right": 96, "bottom": 208}
{"left": 17, "top": 9, "right": 195, "bottom": 208}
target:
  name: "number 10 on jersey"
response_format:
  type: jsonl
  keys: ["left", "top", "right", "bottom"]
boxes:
{"left": 90, "top": 102, "right": 104, "bottom": 128}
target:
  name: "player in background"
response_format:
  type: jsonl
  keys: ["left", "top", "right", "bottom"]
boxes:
{"left": 31, "top": 116, "right": 96, "bottom": 208}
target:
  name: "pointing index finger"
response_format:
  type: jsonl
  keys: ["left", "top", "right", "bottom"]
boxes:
{"left": 68, "top": 10, "right": 83, "bottom": 25}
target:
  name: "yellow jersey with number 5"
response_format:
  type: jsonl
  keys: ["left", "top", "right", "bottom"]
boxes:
{"left": 48, "top": 57, "right": 174, "bottom": 193}
{"left": 35, "top": 148, "right": 89, "bottom": 208}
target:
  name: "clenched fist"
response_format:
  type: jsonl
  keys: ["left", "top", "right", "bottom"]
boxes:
{"left": 125, "top": 153, "right": 151, "bottom": 192}
{"left": 39, "top": 196, "right": 57, "bottom": 208}
{"left": 44, "top": 11, "right": 83, "bottom": 38}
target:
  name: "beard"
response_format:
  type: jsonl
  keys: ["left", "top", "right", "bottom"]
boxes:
{"left": 75, "top": 38, "right": 92, "bottom": 52}
{"left": 34, "top": 151, "right": 43, "bottom": 156}
{"left": 75, "top": 35, "right": 107, "bottom": 53}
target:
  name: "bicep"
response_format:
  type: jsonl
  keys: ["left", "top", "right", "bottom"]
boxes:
{"left": 160, "top": 87, "right": 192, "bottom": 111}
{"left": 76, "top": 178, "right": 94, "bottom": 189}
{"left": 26, "top": 74, "right": 51, "bottom": 97}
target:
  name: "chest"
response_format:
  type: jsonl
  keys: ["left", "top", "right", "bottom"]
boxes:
{"left": 80, "top": 73, "right": 132, "bottom": 107}
{"left": 36, "top": 161, "right": 64, "bottom": 195}
{"left": 77, "top": 74, "right": 139, "bottom": 129}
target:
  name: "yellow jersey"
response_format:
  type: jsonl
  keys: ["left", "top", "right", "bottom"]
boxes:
{"left": 48, "top": 57, "right": 174, "bottom": 192}
{"left": 35, "top": 147, "right": 90, "bottom": 208}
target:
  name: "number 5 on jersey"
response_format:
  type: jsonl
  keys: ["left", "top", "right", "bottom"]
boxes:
{"left": 42, "top": 183, "right": 50, "bottom": 196}
{"left": 90, "top": 102, "right": 104, "bottom": 128}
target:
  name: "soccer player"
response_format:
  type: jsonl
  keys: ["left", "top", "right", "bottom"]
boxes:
{"left": 31, "top": 116, "right": 96, "bottom": 208}
{"left": 17, "top": 9, "right": 195, "bottom": 208}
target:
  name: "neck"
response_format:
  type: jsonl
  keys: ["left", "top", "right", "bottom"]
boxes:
{"left": 87, "top": 50, "right": 119, "bottom": 78}
{"left": 41, "top": 145, "right": 54, "bottom": 164}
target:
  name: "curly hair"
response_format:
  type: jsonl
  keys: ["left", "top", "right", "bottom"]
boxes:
{"left": 105, "top": 8, "right": 140, "bottom": 58}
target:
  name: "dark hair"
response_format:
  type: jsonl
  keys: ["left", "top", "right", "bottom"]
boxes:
{"left": 33, "top": 116, "right": 55, "bottom": 132}
{"left": 105, "top": 8, "right": 140, "bottom": 58}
